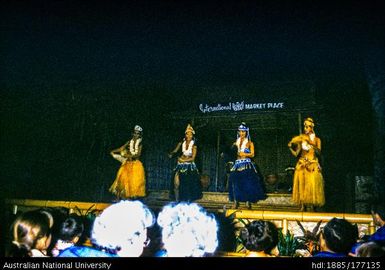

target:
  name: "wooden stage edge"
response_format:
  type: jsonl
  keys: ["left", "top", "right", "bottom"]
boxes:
{"left": 4, "top": 190, "right": 375, "bottom": 235}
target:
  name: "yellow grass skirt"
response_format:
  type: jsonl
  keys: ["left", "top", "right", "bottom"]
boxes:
{"left": 109, "top": 160, "right": 146, "bottom": 198}
{"left": 292, "top": 158, "right": 325, "bottom": 207}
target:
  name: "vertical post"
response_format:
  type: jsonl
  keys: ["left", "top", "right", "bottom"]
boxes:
{"left": 369, "top": 221, "right": 376, "bottom": 235}
{"left": 215, "top": 130, "right": 221, "bottom": 191}
{"left": 282, "top": 218, "right": 288, "bottom": 235}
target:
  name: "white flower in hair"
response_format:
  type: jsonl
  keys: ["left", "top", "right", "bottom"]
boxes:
{"left": 134, "top": 125, "right": 143, "bottom": 132}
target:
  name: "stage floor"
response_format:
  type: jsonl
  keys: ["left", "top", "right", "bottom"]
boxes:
{"left": 143, "top": 190, "right": 300, "bottom": 211}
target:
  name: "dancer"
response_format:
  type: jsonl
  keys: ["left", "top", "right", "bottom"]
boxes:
{"left": 168, "top": 124, "right": 203, "bottom": 202}
{"left": 109, "top": 125, "right": 146, "bottom": 200}
{"left": 228, "top": 122, "right": 266, "bottom": 209}
{"left": 288, "top": 117, "right": 325, "bottom": 211}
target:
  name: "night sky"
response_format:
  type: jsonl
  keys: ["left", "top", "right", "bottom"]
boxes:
{"left": 1, "top": 1, "right": 384, "bottom": 211}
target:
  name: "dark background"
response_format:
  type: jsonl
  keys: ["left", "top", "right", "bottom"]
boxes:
{"left": 1, "top": 0, "right": 384, "bottom": 213}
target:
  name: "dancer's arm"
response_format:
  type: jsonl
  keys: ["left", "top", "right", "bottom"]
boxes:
{"left": 110, "top": 141, "right": 129, "bottom": 155}
{"left": 288, "top": 136, "right": 302, "bottom": 157}
{"left": 168, "top": 142, "right": 182, "bottom": 158}
{"left": 238, "top": 141, "right": 255, "bottom": 158}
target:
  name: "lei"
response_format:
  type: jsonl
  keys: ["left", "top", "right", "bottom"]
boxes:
{"left": 302, "top": 133, "right": 315, "bottom": 151}
{"left": 182, "top": 140, "right": 194, "bottom": 157}
{"left": 129, "top": 138, "right": 141, "bottom": 156}
{"left": 236, "top": 137, "right": 248, "bottom": 152}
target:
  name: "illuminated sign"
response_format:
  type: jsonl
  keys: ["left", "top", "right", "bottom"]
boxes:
{"left": 199, "top": 101, "right": 285, "bottom": 113}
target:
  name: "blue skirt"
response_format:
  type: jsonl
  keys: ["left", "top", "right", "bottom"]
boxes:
{"left": 228, "top": 159, "right": 266, "bottom": 202}
{"left": 169, "top": 162, "right": 203, "bottom": 202}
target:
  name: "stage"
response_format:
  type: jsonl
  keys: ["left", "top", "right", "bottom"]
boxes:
{"left": 143, "top": 190, "right": 300, "bottom": 212}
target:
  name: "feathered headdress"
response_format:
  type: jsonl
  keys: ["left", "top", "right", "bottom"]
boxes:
{"left": 185, "top": 124, "right": 195, "bottom": 134}
{"left": 237, "top": 122, "right": 250, "bottom": 140}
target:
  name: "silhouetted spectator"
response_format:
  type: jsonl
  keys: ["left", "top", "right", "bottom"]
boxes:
{"left": 7, "top": 209, "right": 53, "bottom": 257}
{"left": 43, "top": 207, "right": 70, "bottom": 256}
{"left": 314, "top": 218, "right": 358, "bottom": 257}
{"left": 59, "top": 200, "right": 154, "bottom": 257}
{"left": 239, "top": 220, "right": 279, "bottom": 257}
{"left": 214, "top": 212, "right": 238, "bottom": 253}
{"left": 356, "top": 241, "right": 385, "bottom": 257}
{"left": 51, "top": 214, "right": 84, "bottom": 256}
{"left": 156, "top": 202, "right": 218, "bottom": 257}
{"left": 369, "top": 207, "right": 385, "bottom": 246}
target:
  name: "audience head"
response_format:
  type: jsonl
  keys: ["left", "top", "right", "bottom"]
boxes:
{"left": 371, "top": 206, "right": 385, "bottom": 227}
{"left": 51, "top": 214, "right": 84, "bottom": 256}
{"left": 58, "top": 214, "right": 84, "bottom": 242}
{"left": 214, "top": 213, "right": 237, "bottom": 252}
{"left": 8, "top": 209, "right": 53, "bottom": 257}
{"left": 157, "top": 202, "right": 218, "bottom": 257}
{"left": 91, "top": 200, "right": 155, "bottom": 257}
{"left": 44, "top": 207, "right": 69, "bottom": 234}
{"left": 356, "top": 241, "right": 385, "bottom": 257}
{"left": 43, "top": 207, "right": 70, "bottom": 255}
{"left": 320, "top": 218, "right": 358, "bottom": 254}
{"left": 239, "top": 220, "right": 279, "bottom": 255}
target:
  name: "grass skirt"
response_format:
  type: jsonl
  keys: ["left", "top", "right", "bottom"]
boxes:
{"left": 292, "top": 157, "right": 325, "bottom": 206}
{"left": 109, "top": 160, "right": 146, "bottom": 198}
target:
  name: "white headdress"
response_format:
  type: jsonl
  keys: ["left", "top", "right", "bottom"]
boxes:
{"left": 134, "top": 125, "right": 143, "bottom": 133}
{"left": 237, "top": 122, "right": 250, "bottom": 140}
